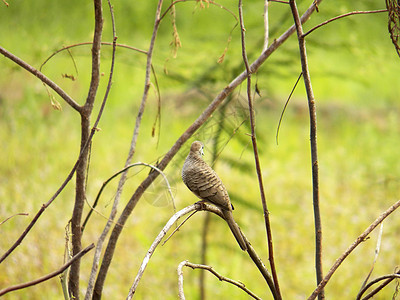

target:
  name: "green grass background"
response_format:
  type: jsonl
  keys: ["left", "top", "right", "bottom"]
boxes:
{"left": 1, "top": 0, "right": 400, "bottom": 299}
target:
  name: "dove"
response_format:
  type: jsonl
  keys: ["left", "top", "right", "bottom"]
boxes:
{"left": 182, "top": 141, "right": 247, "bottom": 251}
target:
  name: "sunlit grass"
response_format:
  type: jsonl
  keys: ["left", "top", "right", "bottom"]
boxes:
{"left": 1, "top": 0, "right": 400, "bottom": 299}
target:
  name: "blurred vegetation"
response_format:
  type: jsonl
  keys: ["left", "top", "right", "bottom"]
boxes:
{"left": 1, "top": 0, "right": 400, "bottom": 299}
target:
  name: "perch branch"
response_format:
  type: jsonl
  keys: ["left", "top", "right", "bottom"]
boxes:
{"left": 177, "top": 260, "right": 262, "bottom": 300}
{"left": 0, "top": 244, "right": 94, "bottom": 297}
{"left": 126, "top": 202, "right": 276, "bottom": 299}
{"left": 289, "top": 1, "right": 323, "bottom": 299}
{"left": 93, "top": 1, "right": 323, "bottom": 297}
{"left": 308, "top": 199, "right": 400, "bottom": 300}
{"left": 238, "top": 1, "right": 281, "bottom": 299}
{"left": 126, "top": 204, "right": 199, "bottom": 299}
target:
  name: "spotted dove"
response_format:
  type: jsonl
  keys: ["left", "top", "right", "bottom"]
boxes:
{"left": 181, "top": 141, "right": 247, "bottom": 251}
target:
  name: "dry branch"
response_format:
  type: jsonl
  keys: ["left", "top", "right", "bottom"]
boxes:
{"left": 0, "top": 244, "right": 94, "bottom": 297}
{"left": 289, "top": 1, "right": 323, "bottom": 298}
{"left": 177, "top": 260, "right": 262, "bottom": 300}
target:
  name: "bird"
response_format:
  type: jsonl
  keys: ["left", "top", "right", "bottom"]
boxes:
{"left": 181, "top": 141, "right": 247, "bottom": 251}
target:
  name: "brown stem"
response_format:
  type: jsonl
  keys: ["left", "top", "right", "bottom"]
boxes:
{"left": 68, "top": 0, "right": 103, "bottom": 298}
{"left": 357, "top": 274, "right": 400, "bottom": 300}
{"left": 303, "top": 9, "right": 388, "bottom": 37}
{"left": 289, "top": 1, "right": 323, "bottom": 299}
{"left": 238, "top": 1, "right": 281, "bottom": 299}
{"left": 178, "top": 260, "right": 262, "bottom": 300}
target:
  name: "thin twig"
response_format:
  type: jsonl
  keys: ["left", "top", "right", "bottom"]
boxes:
{"left": 276, "top": 71, "right": 302, "bottom": 145}
{"left": 82, "top": 162, "right": 176, "bottom": 231}
{"left": 0, "top": 244, "right": 94, "bottom": 297}
{"left": 289, "top": 1, "right": 323, "bottom": 299}
{"left": 263, "top": 0, "right": 269, "bottom": 52}
{"left": 177, "top": 260, "right": 262, "bottom": 300}
{"left": 359, "top": 269, "right": 400, "bottom": 300}
{"left": 0, "top": 213, "right": 29, "bottom": 226}
{"left": 357, "top": 274, "right": 400, "bottom": 300}
{"left": 39, "top": 42, "right": 147, "bottom": 71}
{"left": 93, "top": 1, "right": 323, "bottom": 298}
{"left": 0, "top": 46, "right": 81, "bottom": 111}
{"left": 357, "top": 223, "right": 384, "bottom": 299}
{"left": 238, "top": 1, "right": 281, "bottom": 299}
{"left": 308, "top": 199, "right": 400, "bottom": 300}
{"left": 303, "top": 9, "right": 388, "bottom": 37}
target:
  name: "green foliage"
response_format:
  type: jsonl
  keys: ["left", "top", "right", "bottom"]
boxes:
{"left": 1, "top": 0, "right": 400, "bottom": 299}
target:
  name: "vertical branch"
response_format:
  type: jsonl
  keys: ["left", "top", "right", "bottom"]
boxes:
{"left": 263, "top": 0, "right": 269, "bottom": 52}
{"left": 84, "top": 0, "right": 117, "bottom": 299}
{"left": 69, "top": 0, "right": 103, "bottom": 298}
{"left": 288, "top": 1, "right": 323, "bottom": 299}
{"left": 92, "top": 1, "right": 164, "bottom": 299}
{"left": 238, "top": 1, "right": 281, "bottom": 299}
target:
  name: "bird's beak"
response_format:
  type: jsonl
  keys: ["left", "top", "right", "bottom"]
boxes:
{"left": 200, "top": 147, "right": 204, "bottom": 156}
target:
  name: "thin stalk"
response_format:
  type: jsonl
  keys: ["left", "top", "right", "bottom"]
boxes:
{"left": 289, "top": 0, "right": 322, "bottom": 298}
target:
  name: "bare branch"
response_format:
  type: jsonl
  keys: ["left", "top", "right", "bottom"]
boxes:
{"left": 289, "top": 1, "right": 323, "bottom": 298}
{"left": 177, "top": 260, "right": 262, "bottom": 300}
{"left": 357, "top": 223, "right": 384, "bottom": 299}
{"left": 303, "top": 9, "right": 388, "bottom": 38}
{"left": 276, "top": 72, "right": 303, "bottom": 145}
{"left": 126, "top": 204, "right": 199, "bottom": 299}
{"left": 0, "top": 45, "right": 81, "bottom": 111}
{"left": 238, "top": 1, "right": 281, "bottom": 298}
{"left": 263, "top": 0, "right": 269, "bottom": 52}
{"left": 308, "top": 199, "right": 400, "bottom": 300}
{"left": 0, "top": 244, "right": 94, "bottom": 297}
{"left": 68, "top": 0, "right": 104, "bottom": 296}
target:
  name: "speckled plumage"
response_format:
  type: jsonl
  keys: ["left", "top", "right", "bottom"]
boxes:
{"left": 182, "top": 141, "right": 247, "bottom": 251}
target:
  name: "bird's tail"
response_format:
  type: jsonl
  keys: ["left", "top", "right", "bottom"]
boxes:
{"left": 222, "top": 210, "right": 247, "bottom": 251}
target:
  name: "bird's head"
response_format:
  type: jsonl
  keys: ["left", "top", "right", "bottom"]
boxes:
{"left": 191, "top": 141, "right": 204, "bottom": 156}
